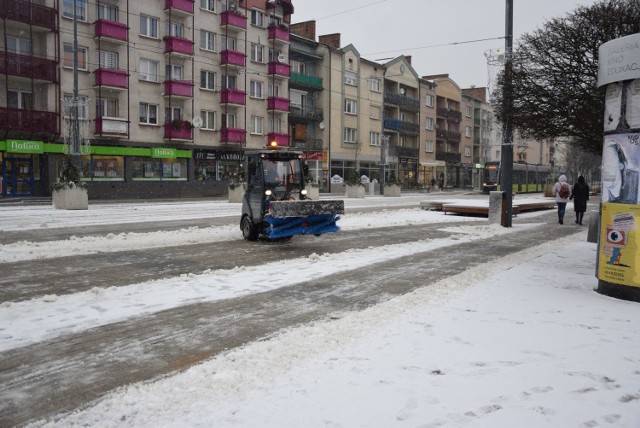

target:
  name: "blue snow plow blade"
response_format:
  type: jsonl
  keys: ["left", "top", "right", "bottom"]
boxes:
{"left": 264, "top": 214, "right": 341, "bottom": 239}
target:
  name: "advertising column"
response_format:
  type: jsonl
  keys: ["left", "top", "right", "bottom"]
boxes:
{"left": 596, "top": 33, "right": 640, "bottom": 302}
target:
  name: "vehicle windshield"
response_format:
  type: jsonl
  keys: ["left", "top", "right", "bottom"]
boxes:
{"left": 262, "top": 159, "right": 302, "bottom": 188}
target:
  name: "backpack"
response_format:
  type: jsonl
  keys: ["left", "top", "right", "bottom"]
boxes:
{"left": 559, "top": 183, "right": 570, "bottom": 199}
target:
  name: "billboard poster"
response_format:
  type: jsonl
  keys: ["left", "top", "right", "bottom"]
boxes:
{"left": 601, "top": 133, "right": 640, "bottom": 204}
{"left": 597, "top": 203, "right": 640, "bottom": 287}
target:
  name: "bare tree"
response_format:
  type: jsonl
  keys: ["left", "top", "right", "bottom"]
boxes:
{"left": 493, "top": 0, "right": 640, "bottom": 154}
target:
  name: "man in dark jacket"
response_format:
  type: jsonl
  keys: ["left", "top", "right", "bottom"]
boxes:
{"left": 570, "top": 176, "right": 590, "bottom": 225}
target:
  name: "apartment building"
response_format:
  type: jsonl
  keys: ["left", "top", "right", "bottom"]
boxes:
{"left": 418, "top": 77, "right": 439, "bottom": 189}
{"left": 462, "top": 87, "right": 493, "bottom": 188}
{"left": 0, "top": 0, "right": 294, "bottom": 199}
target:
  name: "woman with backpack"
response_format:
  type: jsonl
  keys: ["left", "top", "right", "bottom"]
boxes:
{"left": 570, "top": 175, "right": 590, "bottom": 225}
{"left": 552, "top": 175, "right": 572, "bottom": 225}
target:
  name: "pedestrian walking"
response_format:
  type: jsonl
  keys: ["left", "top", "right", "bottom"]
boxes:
{"left": 570, "top": 175, "right": 590, "bottom": 225}
{"left": 552, "top": 175, "right": 571, "bottom": 225}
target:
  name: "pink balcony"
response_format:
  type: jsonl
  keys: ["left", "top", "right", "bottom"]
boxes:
{"left": 94, "top": 19, "right": 128, "bottom": 43}
{"left": 220, "top": 11, "right": 247, "bottom": 30}
{"left": 220, "top": 50, "right": 246, "bottom": 68}
{"left": 164, "top": 80, "right": 194, "bottom": 98}
{"left": 164, "top": 122, "right": 193, "bottom": 140}
{"left": 164, "top": 36, "right": 194, "bottom": 56}
{"left": 1, "top": 52, "right": 57, "bottom": 81}
{"left": 268, "top": 62, "right": 290, "bottom": 77}
{"left": 220, "top": 128, "right": 246, "bottom": 144}
{"left": 0, "top": 107, "right": 58, "bottom": 136}
{"left": 220, "top": 89, "right": 246, "bottom": 105}
{"left": 95, "top": 68, "right": 128, "bottom": 88}
{"left": 268, "top": 25, "right": 290, "bottom": 44}
{"left": 95, "top": 117, "right": 128, "bottom": 135}
{"left": 267, "top": 96, "right": 289, "bottom": 111}
{"left": 267, "top": 132, "right": 289, "bottom": 147}
{"left": 164, "top": 0, "right": 194, "bottom": 15}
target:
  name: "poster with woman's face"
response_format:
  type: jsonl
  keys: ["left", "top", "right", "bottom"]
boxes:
{"left": 601, "top": 133, "right": 640, "bottom": 204}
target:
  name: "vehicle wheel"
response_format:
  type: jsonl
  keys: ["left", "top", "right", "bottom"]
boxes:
{"left": 241, "top": 215, "right": 258, "bottom": 241}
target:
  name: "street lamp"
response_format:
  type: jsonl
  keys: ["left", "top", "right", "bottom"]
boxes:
{"left": 380, "top": 134, "right": 389, "bottom": 195}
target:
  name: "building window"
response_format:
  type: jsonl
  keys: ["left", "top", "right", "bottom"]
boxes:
{"left": 465, "top": 146, "right": 472, "bottom": 157}
{"left": 495, "top": 150, "right": 501, "bottom": 159}
{"left": 369, "top": 78, "right": 381, "bottom": 92}
{"left": 425, "top": 94, "right": 434, "bottom": 107}
{"left": 250, "top": 80, "right": 263, "bottom": 99}
{"left": 139, "top": 59, "right": 158, "bottom": 82}
{"left": 425, "top": 117, "right": 434, "bottom": 130}
{"left": 251, "top": 43, "right": 264, "bottom": 63}
{"left": 140, "top": 103, "right": 158, "bottom": 124}
{"left": 62, "top": 94, "right": 87, "bottom": 119}
{"left": 270, "top": 118, "right": 282, "bottom": 133}
{"left": 200, "top": 0, "right": 215, "bottom": 12}
{"left": 97, "top": 3, "right": 118, "bottom": 21}
{"left": 269, "top": 83, "right": 281, "bottom": 97}
{"left": 96, "top": 98, "right": 118, "bottom": 117}
{"left": 465, "top": 126, "right": 472, "bottom": 138}
{"left": 222, "top": 74, "right": 237, "bottom": 90}
{"left": 200, "top": 110, "right": 216, "bottom": 130}
{"left": 251, "top": 9, "right": 264, "bottom": 26}
{"left": 425, "top": 140, "right": 434, "bottom": 152}
{"left": 465, "top": 106, "right": 472, "bottom": 117}
{"left": 6, "top": 36, "right": 31, "bottom": 55}
{"left": 250, "top": 116, "right": 264, "bottom": 135}
{"left": 200, "top": 30, "right": 216, "bottom": 52}
{"left": 165, "top": 107, "right": 182, "bottom": 123}
{"left": 518, "top": 152, "right": 527, "bottom": 161}
{"left": 63, "top": 43, "right": 88, "bottom": 70}
{"left": 221, "top": 35, "right": 237, "bottom": 51}
{"left": 166, "top": 64, "right": 183, "bottom": 80}
{"left": 370, "top": 132, "right": 381, "bottom": 146}
{"left": 291, "top": 60, "right": 305, "bottom": 74}
{"left": 140, "top": 15, "right": 158, "bottom": 38}
{"left": 344, "top": 71, "right": 357, "bottom": 86}
{"left": 63, "top": 0, "right": 87, "bottom": 20}
{"left": 345, "top": 98, "right": 357, "bottom": 114}
{"left": 97, "top": 50, "right": 118, "bottom": 69}
{"left": 370, "top": 105, "right": 381, "bottom": 120}
{"left": 344, "top": 127, "right": 357, "bottom": 144}
{"left": 166, "top": 21, "right": 184, "bottom": 38}
{"left": 200, "top": 70, "right": 216, "bottom": 90}
{"left": 222, "top": 113, "right": 237, "bottom": 128}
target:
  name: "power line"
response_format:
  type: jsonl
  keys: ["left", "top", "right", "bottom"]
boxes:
{"left": 365, "top": 36, "right": 506, "bottom": 57}
{"left": 316, "top": 0, "right": 392, "bottom": 21}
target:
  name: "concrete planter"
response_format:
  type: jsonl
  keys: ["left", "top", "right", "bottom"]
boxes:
{"left": 52, "top": 186, "right": 88, "bottom": 210}
{"left": 384, "top": 184, "right": 401, "bottom": 197}
{"left": 305, "top": 186, "right": 320, "bottom": 200}
{"left": 345, "top": 184, "right": 365, "bottom": 198}
{"left": 228, "top": 184, "right": 246, "bottom": 203}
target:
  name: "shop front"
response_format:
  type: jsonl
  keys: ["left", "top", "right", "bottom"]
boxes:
{"left": 1, "top": 140, "right": 45, "bottom": 198}
{"left": 193, "top": 149, "right": 243, "bottom": 182}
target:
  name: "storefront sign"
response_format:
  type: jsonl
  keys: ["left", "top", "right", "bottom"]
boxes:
{"left": 597, "top": 202, "right": 640, "bottom": 287}
{"left": 598, "top": 33, "right": 640, "bottom": 87}
{"left": 6, "top": 140, "right": 44, "bottom": 154}
{"left": 193, "top": 149, "right": 242, "bottom": 161}
{"left": 302, "top": 151, "right": 323, "bottom": 161}
{"left": 151, "top": 148, "right": 177, "bottom": 159}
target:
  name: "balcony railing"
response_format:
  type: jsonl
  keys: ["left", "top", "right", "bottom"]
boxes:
{"left": 220, "top": 50, "right": 246, "bottom": 68}
{"left": 267, "top": 132, "right": 289, "bottom": 147}
{"left": 220, "top": 11, "right": 247, "bottom": 30}
{"left": 164, "top": 80, "right": 194, "bottom": 98}
{"left": 268, "top": 25, "right": 290, "bottom": 43}
{"left": 293, "top": 138, "right": 323, "bottom": 151}
{"left": 0, "top": 52, "right": 57, "bottom": 81}
{"left": 267, "top": 0, "right": 293, "bottom": 16}
{"left": 435, "top": 152, "right": 462, "bottom": 164}
{"left": 267, "top": 96, "right": 289, "bottom": 111}
{"left": 268, "top": 62, "right": 291, "bottom": 77}
{"left": 95, "top": 68, "right": 128, "bottom": 88}
{"left": 164, "top": 36, "right": 194, "bottom": 56}
{"left": 290, "top": 72, "right": 323, "bottom": 89}
{"left": 220, "top": 89, "right": 246, "bottom": 105}
{"left": 436, "top": 129, "right": 461, "bottom": 141}
{"left": 164, "top": 121, "right": 193, "bottom": 140}
{"left": 0, "top": 107, "right": 58, "bottom": 136}
{"left": 220, "top": 128, "right": 246, "bottom": 144}
{"left": 164, "top": 0, "right": 194, "bottom": 15}
{"left": 95, "top": 117, "right": 128, "bottom": 135}
{"left": 391, "top": 145, "right": 419, "bottom": 158}
{"left": 94, "top": 19, "right": 128, "bottom": 43}
{"left": 3, "top": 0, "right": 57, "bottom": 30}
{"left": 289, "top": 105, "right": 323, "bottom": 121}
{"left": 383, "top": 92, "right": 420, "bottom": 111}
{"left": 383, "top": 118, "right": 420, "bottom": 134}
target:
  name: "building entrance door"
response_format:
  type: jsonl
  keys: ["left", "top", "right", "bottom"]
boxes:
{"left": 3, "top": 157, "right": 34, "bottom": 197}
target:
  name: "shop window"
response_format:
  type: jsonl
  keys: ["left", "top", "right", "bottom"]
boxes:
{"left": 132, "top": 157, "right": 187, "bottom": 181}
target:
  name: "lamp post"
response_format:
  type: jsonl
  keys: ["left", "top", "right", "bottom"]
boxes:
{"left": 500, "top": 0, "right": 514, "bottom": 227}
{"left": 380, "top": 134, "right": 389, "bottom": 195}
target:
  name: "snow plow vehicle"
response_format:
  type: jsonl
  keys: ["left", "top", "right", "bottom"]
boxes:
{"left": 240, "top": 146, "right": 344, "bottom": 241}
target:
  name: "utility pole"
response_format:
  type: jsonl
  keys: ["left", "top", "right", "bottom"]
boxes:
{"left": 500, "top": 0, "right": 514, "bottom": 226}
{"left": 380, "top": 134, "right": 389, "bottom": 195}
{"left": 72, "top": 0, "right": 80, "bottom": 158}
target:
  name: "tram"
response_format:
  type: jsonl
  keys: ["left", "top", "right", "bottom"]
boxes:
{"left": 482, "top": 161, "right": 552, "bottom": 194}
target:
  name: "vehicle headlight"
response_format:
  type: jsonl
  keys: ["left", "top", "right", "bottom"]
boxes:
{"left": 265, "top": 189, "right": 272, "bottom": 196}
{"left": 301, "top": 189, "right": 308, "bottom": 196}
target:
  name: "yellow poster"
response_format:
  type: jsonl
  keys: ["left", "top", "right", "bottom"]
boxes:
{"left": 597, "top": 202, "right": 640, "bottom": 287}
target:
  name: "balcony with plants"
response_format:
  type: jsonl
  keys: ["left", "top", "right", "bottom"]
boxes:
{"left": 220, "top": 50, "right": 246, "bottom": 68}
{"left": 220, "top": 10, "right": 247, "bottom": 31}
{"left": 3, "top": 0, "right": 57, "bottom": 30}
{"left": 164, "top": 0, "right": 194, "bottom": 15}
{"left": 164, "top": 119, "right": 193, "bottom": 140}
{"left": 95, "top": 68, "right": 129, "bottom": 89}
{"left": 164, "top": 36, "right": 194, "bottom": 56}
{"left": 220, "top": 88, "right": 246, "bottom": 106}
{"left": 0, "top": 52, "right": 57, "bottom": 81}
{"left": 163, "top": 80, "right": 194, "bottom": 98}
{"left": 94, "top": 19, "right": 128, "bottom": 43}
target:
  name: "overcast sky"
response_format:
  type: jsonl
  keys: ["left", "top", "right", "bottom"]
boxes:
{"left": 292, "top": 0, "right": 600, "bottom": 90}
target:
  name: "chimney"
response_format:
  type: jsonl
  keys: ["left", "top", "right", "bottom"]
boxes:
{"left": 290, "top": 21, "right": 316, "bottom": 40}
{"left": 319, "top": 33, "right": 341, "bottom": 49}
{"left": 405, "top": 56, "right": 411, "bottom": 65}
{"left": 462, "top": 87, "right": 488, "bottom": 102}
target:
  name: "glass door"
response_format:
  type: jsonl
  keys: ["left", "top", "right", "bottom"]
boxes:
{"left": 3, "top": 157, "right": 34, "bottom": 197}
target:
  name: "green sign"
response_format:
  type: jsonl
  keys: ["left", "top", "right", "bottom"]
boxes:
{"left": 151, "top": 147, "right": 177, "bottom": 159}
{"left": 7, "top": 140, "right": 44, "bottom": 154}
